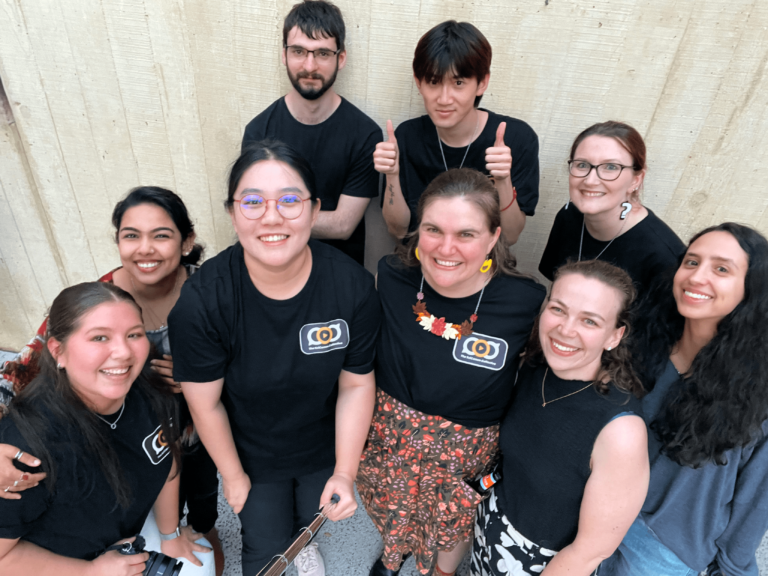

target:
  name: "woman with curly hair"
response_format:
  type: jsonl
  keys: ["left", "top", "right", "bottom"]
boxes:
{"left": 601, "top": 222, "right": 768, "bottom": 576}
{"left": 471, "top": 260, "right": 649, "bottom": 576}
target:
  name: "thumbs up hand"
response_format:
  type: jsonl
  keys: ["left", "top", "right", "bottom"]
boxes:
{"left": 374, "top": 119, "right": 400, "bottom": 176}
{"left": 485, "top": 121, "right": 512, "bottom": 181}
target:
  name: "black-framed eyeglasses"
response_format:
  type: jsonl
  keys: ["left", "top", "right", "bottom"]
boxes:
{"left": 234, "top": 194, "right": 312, "bottom": 220}
{"left": 568, "top": 160, "right": 637, "bottom": 181}
{"left": 284, "top": 45, "right": 340, "bottom": 62}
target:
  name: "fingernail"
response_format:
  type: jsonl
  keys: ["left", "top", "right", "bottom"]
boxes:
{"left": 22, "top": 474, "right": 29, "bottom": 481}
{"left": 32, "top": 460, "right": 40, "bottom": 465}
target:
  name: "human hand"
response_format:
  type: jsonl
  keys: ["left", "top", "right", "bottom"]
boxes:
{"left": 319, "top": 473, "right": 357, "bottom": 521}
{"left": 222, "top": 470, "right": 251, "bottom": 514}
{"left": 0, "top": 444, "right": 45, "bottom": 500}
{"left": 485, "top": 122, "right": 513, "bottom": 181}
{"left": 151, "top": 355, "right": 180, "bottom": 391}
{"left": 374, "top": 120, "right": 400, "bottom": 176}
{"left": 160, "top": 525, "right": 212, "bottom": 567}
{"left": 87, "top": 536, "right": 149, "bottom": 576}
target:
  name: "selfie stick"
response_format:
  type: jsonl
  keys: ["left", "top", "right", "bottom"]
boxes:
{"left": 254, "top": 493, "right": 340, "bottom": 576}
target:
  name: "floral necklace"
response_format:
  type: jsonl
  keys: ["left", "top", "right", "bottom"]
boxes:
{"left": 412, "top": 276, "right": 487, "bottom": 340}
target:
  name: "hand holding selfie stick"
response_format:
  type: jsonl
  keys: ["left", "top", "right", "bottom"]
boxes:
{"left": 254, "top": 493, "right": 340, "bottom": 576}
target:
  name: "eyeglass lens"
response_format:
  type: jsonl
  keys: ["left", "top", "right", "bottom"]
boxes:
{"left": 569, "top": 161, "right": 625, "bottom": 181}
{"left": 240, "top": 194, "right": 305, "bottom": 220}
{"left": 286, "top": 46, "right": 336, "bottom": 62}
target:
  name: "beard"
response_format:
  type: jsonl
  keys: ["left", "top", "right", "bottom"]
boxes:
{"left": 288, "top": 66, "right": 339, "bottom": 101}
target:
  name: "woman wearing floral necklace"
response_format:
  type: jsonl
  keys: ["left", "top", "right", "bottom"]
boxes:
{"left": 358, "top": 168, "right": 545, "bottom": 576}
{"left": 538, "top": 121, "right": 683, "bottom": 297}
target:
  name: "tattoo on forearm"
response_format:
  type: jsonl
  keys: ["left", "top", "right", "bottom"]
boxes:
{"left": 388, "top": 184, "right": 394, "bottom": 205}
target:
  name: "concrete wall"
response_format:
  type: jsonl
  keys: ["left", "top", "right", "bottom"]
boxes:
{"left": 1, "top": 0, "right": 767, "bottom": 348}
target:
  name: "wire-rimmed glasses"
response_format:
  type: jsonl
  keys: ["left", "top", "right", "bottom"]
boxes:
{"left": 284, "top": 45, "right": 340, "bottom": 63}
{"left": 234, "top": 194, "right": 312, "bottom": 220}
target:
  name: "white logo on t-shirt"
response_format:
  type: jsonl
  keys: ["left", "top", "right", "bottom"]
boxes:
{"left": 299, "top": 319, "right": 350, "bottom": 355}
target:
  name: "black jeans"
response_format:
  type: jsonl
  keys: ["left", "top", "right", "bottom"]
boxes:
{"left": 179, "top": 440, "right": 219, "bottom": 534}
{"left": 238, "top": 465, "right": 334, "bottom": 576}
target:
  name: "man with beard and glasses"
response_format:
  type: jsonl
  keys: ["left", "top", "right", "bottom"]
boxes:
{"left": 242, "top": 0, "right": 382, "bottom": 267}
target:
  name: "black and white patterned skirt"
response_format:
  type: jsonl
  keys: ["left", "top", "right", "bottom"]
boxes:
{"left": 471, "top": 488, "right": 559, "bottom": 576}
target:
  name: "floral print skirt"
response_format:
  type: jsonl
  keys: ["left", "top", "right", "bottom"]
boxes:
{"left": 471, "top": 488, "right": 565, "bottom": 576}
{"left": 357, "top": 388, "right": 500, "bottom": 574}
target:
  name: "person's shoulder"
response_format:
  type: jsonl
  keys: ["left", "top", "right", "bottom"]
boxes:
{"left": 637, "top": 209, "right": 685, "bottom": 257}
{"left": 395, "top": 114, "right": 430, "bottom": 138}
{"left": 311, "top": 240, "right": 373, "bottom": 282}
{"left": 337, "top": 98, "right": 380, "bottom": 131}
{"left": 495, "top": 271, "right": 547, "bottom": 302}
{"left": 243, "top": 98, "right": 285, "bottom": 137}
{"left": 182, "top": 244, "right": 241, "bottom": 297}
{"left": 486, "top": 109, "right": 538, "bottom": 141}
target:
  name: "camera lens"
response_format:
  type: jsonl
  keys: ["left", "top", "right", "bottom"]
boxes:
{"left": 144, "top": 551, "right": 184, "bottom": 576}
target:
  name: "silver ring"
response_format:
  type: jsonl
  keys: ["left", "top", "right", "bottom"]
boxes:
{"left": 3, "top": 486, "right": 10, "bottom": 493}
{"left": 13, "top": 480, "right": 19, "bottom": 487}
{"left": 13, "top": 450, "right": 23, "bottom": 461}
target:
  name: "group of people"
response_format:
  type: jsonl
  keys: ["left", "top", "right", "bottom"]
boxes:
{"left": 0, "top": 2, "right": 767, "bottom": 576}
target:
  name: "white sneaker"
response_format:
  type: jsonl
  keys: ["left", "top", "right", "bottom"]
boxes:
{"left": 296, "top": 542, "right": 325, "bottom": 576}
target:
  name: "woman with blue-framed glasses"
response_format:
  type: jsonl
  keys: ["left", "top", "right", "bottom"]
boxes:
{"left": 539, "top": 121, "right": 684, "bottom": 297}
{"left": 168, "top": 140, "right": 381, "bottom": 576}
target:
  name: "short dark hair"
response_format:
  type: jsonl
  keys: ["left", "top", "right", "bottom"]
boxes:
{"left": 283, "top": 0, "right": 345, "bottom": 52}
{"left": 225, "top": 140, "right": 318, "bottom": 210}
{"left": 413, "top": 21, "right": 492, "bottom": 108}
{"left": 112, "top": 186, "right": 203, "bottom": 266}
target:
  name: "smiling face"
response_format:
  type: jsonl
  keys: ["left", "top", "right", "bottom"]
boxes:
{"left": 417, "top": 196, "right": 500, "bottom": 298}
{"left": 539, "top": 273, "right": 625, "bottom": 381}
{"left": 283, "top": 26, "right": 345, "bottom": 100}
{"left": 117, "top": 203, "right": 194, "bottom": 287}
{"left": 229, "top": 159, "right": 320, "bottom": 271}
{"left": 673, "top": 231, "right": 748, "bottom": 326}
{"left": 569, "top": 135, "right": 644, "bottom": 217}
{"left": 49, "top": 300, "right": 149, "bottom": 414}
{"left": 414, "top": 72, "right": 489, "bottom": 130}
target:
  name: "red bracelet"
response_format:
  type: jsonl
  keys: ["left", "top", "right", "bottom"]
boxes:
{"left": 501, "top": 186, "right": 517, "bottom": 211}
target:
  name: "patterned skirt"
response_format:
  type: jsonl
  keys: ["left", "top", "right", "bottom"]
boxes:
{"left": 357, "top": 388, "right": 500, "bottom": 574}
{"left": 471, "top": 488, "right": 566, "bottom": 576}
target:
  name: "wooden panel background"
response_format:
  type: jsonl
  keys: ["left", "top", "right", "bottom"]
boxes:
{"left": 1, "top": 0, "right": 767, "bottom": 349}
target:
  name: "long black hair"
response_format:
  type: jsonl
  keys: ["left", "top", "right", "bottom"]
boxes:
{"left": 8, "top": 282, "right": 180, "bottom": 508}
{"left": 633, "top": 223, "right": 768, "bottom": 467}
{"left": 112, "top": 186, "right": 204, "bottom": 266}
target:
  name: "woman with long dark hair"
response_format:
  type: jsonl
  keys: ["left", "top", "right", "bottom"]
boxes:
{"left": 601, "top": 223, "right": 768, "bottom": 576}
{"left": 169, "top": 140, "right": 381, "bottom": 576}
{"left": 0, "top": 187, "right": 221, "bottom": 574}
{"left": 0, "top": 282, "right": 207, "bottom": 574}
{"left": 539, "top": 121, "right": 683, "bottom": 296}
{"left": 358, "top": 168, "right": 546, "bottom": 576}
{"left": 471, "top": 260, "right": 649, "bottom": 576}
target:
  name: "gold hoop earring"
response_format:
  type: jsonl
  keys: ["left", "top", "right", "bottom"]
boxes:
{"left": 415, "top": 248, "right": 420, "bottom": 261}
{"left": 480, "top": 257, "right": 493, "bottom": 273}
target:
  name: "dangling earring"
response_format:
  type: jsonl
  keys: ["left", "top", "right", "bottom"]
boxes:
{"left": 480, "top": 256, "right": 493, "bottom": 273}
{"left": 565, "top": 197, "right": 570, "bottom": 210}
{"left": 57, "top": 362, "right": 64, "bottom": 370}
{"left": 415, "top": 248, "right": 420, "bottom": 261}
{"left": 620, "top": 202, "right": 632, "bottom": 220}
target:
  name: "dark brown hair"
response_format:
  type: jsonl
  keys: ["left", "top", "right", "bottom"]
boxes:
{"left": 524, "top": 260, "right": 644, "bottom": 397}
{"left": 570, "top": 121, "right": 646, "bottom": 202}
{"left": 283, "top": 0, "right": 345, "bottom": 52}
{"left": 397, "top": 168, "right": 522, "bottom": 278}
{"left": 412, "top": 21, "right": 492, "bottom": 108}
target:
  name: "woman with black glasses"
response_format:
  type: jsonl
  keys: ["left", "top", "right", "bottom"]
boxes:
{"left": 538, "top": 121, "right": 684, "bottom": 296}
{"left": 169, "top": 141, "right": 381, "bottom": 576}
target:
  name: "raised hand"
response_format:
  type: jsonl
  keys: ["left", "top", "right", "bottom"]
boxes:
{"left": 0, "top": 444, "right": 45, "bottom": 499}
{"left": 485, "top": 121, "right": 513, "bottom": 182}
{"left": 373, "top": 120, "right": 400, "bottom": 176}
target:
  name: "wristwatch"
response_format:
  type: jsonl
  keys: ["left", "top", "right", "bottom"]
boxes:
{"left": 159, "top": 526, "right": 181, "bottom": 541}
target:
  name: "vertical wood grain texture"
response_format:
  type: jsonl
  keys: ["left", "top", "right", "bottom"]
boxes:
{"left": 1, "top": 0, "right": 768, "bottom": 350}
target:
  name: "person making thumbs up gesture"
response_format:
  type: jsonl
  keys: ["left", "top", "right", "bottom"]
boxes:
{"left": 377, "top": 21, "right": 540, "bottom": 244}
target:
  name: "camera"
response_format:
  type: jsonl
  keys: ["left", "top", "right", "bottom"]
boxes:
{"left": 117, "top": 535, "right": 183, "bottom": 576}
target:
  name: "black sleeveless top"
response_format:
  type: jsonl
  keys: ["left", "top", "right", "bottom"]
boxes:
{"left": 497, "top": 362, "right": 643, "bottom": 551}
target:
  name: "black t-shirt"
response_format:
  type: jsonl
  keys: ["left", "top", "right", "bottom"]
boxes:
{"left": 0, "top": 385, "right": 172, "bottom": 560}
{"left": 169, "top": 241, "right": 381, "bottom": 482}
{"left": 498, "top": 362, "right": 643, "bottom": 550}
{"left": 395, "top": 110, "right": 540, "bottom": 232}
{"left": 538, "top": 205, "right": 685, "bottom": 296}
{"left": 376, "top": 255, "right": 545, "bottom": 428}
{"left": 242, "top": 97, "right": 383, "bottom": 265}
